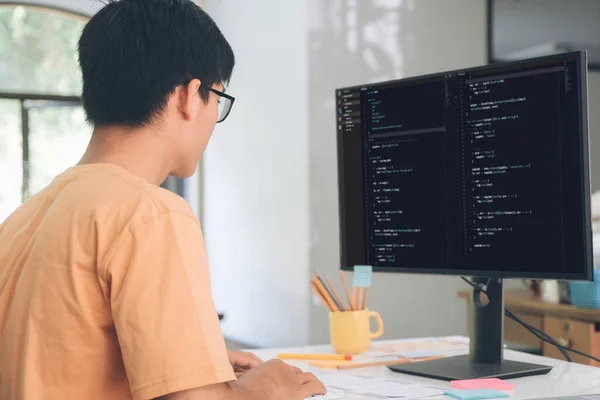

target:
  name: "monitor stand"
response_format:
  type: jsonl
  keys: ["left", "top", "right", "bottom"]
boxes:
{"left": 388, "top": 278, "right": 553, "bottom": 380}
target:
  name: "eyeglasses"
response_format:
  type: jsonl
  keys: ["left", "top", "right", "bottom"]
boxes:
{"left": 200, "top": 84, "right": 235, "bottom": 123}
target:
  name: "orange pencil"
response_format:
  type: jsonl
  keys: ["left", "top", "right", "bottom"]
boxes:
{"left": 358, "top": 288, "right": 363, "bottom": 310}
{"left": 308, "top": 357, "right": 409, "bottom": 370}
{"left": 312, "top": 273, "right": 340, "bottom": 312}
{"left": 279, "top": 353, "right": 352, "bottom": 361}
{"left": 341, "top": 358, "right": 410, "bottom": 370}
{"left": 361, "top": 287, "right": 369, "bottom": 310}
{"left": 310, "top": 282, "right": 329, "bottom": 308}
{"left": 352, "top": 287, "right": 358, "bottom": 311}
{"left": 324, "top": 275, "right": 347, "bottom": 311}
{"left": 311, "top": 281, "right": 334, "bottom": 311}
{"left": 308, "top": 356, "right": 446, "bottom": 370}
{"left": 339, "top": 270, "right": 353, "bottom": 311}
{"left": 337, "top": 358, "right": 407, "bottom": 370}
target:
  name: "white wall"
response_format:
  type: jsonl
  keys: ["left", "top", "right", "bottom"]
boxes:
{"left": 204, "top": 0, "right": 507, "bottom": 348}
{"left": 491, "top": 0, "right": 600, "bottom": 63}
{"left": 307, "top": 0, "right": 489, "bottom": 345}
{"left": 203, "top": 1, "right": 311, "bottom": 347}
{"left": 490, "top": 0, "right": 600, "bottom": 190}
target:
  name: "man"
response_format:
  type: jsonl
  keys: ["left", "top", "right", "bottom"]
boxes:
{"left": 0, "top": 0, "right": 325, "bottom": 399}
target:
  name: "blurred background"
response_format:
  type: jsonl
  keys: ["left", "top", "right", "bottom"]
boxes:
{"left": 1, "top": 0, "right": 599, "bottom": 350}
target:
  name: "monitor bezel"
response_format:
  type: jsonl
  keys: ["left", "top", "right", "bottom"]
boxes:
{"left": 337, "top": 51, "right": 593, "bottom": 281}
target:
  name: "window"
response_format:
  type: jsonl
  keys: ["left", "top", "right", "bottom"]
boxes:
{"left": 0, "top": 5, "right": 90, "bottom": 223}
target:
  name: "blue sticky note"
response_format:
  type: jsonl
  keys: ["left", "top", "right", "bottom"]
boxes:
{"left": 353, "top": 265, "right": 373, "bottom": 287}
{"left": 445, "top": 389, "right": 509, "bottom": 400}
{"left": 398, "top": 350, "right": 443, "bottom": 359}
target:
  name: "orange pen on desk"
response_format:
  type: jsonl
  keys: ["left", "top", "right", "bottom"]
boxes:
{"left": 277, "top": 353, "right": 353, "bottom": 361}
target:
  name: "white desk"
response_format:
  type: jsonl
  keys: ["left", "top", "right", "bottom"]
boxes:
{"left": 252, "top": 337, "right": 600, "bottom": 399}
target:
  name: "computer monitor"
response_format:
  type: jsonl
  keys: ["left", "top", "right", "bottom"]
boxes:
{"left": 336, "top": 51, "right": 592, "bottom": 380}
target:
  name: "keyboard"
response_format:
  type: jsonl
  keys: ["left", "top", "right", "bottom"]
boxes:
{"left": 305, "top": 388, "right": 346, "bottom": 399}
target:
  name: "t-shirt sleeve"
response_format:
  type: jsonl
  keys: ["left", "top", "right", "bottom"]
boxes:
{"left": 103, "top": 210, "right": 235, "bottom": 400}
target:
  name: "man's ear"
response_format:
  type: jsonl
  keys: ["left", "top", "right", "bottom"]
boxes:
{"left": 177, "top": 79, "right": 201, "bottom": 121}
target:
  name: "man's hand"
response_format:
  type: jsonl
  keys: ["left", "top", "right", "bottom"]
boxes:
{"left": 160, "top": 359, "right": 326, "bottom": 400}
{"left": 232, "top": 359, "right": 326, "bottom": 400}
{"left": 228, "top": 350, "right": 263, "bottom": 377}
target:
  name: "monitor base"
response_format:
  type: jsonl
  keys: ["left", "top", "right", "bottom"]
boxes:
{"left": 388, "top": 354, "right": 552, "bottom": 381}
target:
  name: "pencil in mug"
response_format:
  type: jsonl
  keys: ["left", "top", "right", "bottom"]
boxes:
{"left": 338, "top": 270, "right": 354, "bottom": 311}
{"left": 361, "top": 287, "right": 369, "bottom": 310}
{"left": 310, "top": 282, "right": 331, "bottom": 310}
{"left": 316, "top": 274, "right": 343, "bottom": 311}
{"left": 324, "top": 275, "right": 347, "bottom": 311}
{"left": 357, "top": 288, "right": 362, "bottom": 310}
{"left": 312, "top": 273, "right": 340, "bottom": 312}
{"left": 353, "top": 265, "right": 373, "bottom": 311}
{"left": 311, "top": 281, "right": 335, "bottom": 312}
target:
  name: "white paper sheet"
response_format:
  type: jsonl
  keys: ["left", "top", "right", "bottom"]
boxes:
{"left": 305, "top": 388, "right": 346, "bottom": 399}
{"left": 316, "top": 373, "right": 444, "bottom": 399}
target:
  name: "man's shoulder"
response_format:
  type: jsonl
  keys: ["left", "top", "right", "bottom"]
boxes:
{"left": 143, "top": 183, "right": 195, "bottom": 218}
{"left": 59, "top": 164, "right": 196, "bottom": 221}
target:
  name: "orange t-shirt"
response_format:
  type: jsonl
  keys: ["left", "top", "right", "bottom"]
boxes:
{"left": 0, "top": 163, "right": 235, "bottom": 400}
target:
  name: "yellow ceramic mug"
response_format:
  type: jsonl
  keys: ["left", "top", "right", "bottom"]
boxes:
{"left": 329, "top": 309, "right": 384, "bottom": 354}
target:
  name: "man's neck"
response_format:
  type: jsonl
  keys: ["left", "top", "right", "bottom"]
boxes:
{"left": 78, "top": 125, "right": 172, "bottom": 185}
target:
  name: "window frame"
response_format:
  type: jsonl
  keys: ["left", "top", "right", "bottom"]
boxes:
{"left": 0, "top": 3, "right": 203, "bottom": 224}
{"left": 0, "top": 2, "right": 92, "bottom": 21}
{"left": 0, "top": 92, "right": 83, "bottom": 201}
{"left": 0, "top": 4, "right": 88, "bottom": 201}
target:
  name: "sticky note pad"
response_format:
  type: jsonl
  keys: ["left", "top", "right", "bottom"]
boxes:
{"left": 398, "top": 350, "right": 444, "bottom": 359}
{"left": 353, "top": 265, "right": 373, "bottom": 287}
{"left": 451, "top": 378, "right": 514, "bottom": 391}
{"left": 445, "top": 389, "right": 509, "bottom": 400}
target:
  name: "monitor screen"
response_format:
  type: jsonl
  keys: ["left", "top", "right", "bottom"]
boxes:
{"left": 336, "top": 51, "right": 592, "bottom": 280}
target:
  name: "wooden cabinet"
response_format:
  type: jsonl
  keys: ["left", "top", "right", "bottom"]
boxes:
{"left": 458, "top": 289, "right": 600, "bottom": 366}
{"left": 542, "top": 316, "right": 600, "bottom": 367}
{"left": 504, "top": 312, "right": 543, "bottom": 349}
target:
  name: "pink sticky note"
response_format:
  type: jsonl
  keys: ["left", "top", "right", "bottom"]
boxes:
{"left": 450, "top": 378, "right": 514, "bottom": 391}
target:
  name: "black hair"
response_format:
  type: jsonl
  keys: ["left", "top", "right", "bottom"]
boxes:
{"left": 78, "top": 0, "right": 235, "bottom": 128}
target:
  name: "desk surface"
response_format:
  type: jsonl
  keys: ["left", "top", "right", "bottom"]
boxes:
{"left": 458, "top": 289, "right": 600, "bottom": 322}
{"left": 252, "top": 337, "right": 600, "bottom": 400}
